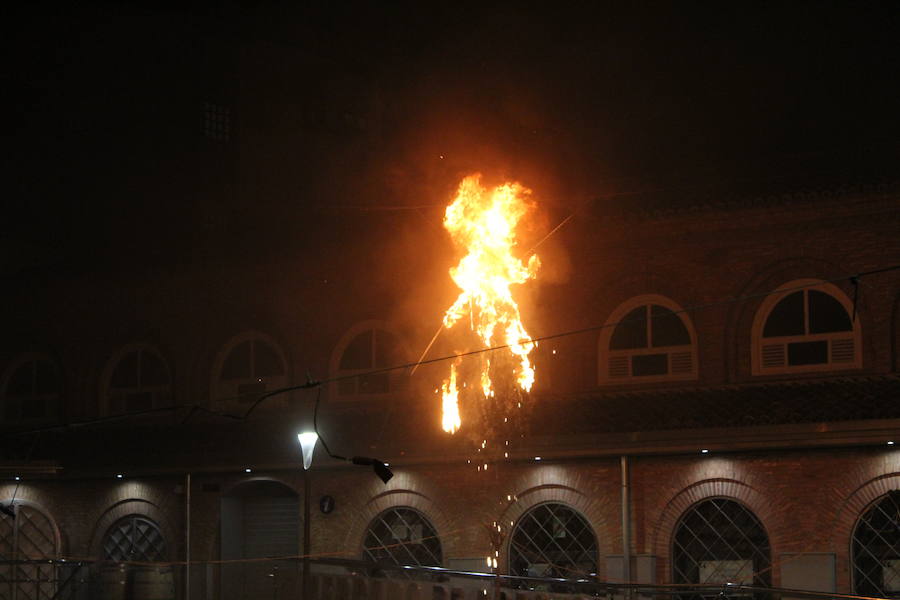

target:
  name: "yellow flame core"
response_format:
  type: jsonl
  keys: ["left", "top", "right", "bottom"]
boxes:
{"left": 440, "top": 174, "right": 540, "bottom": 433}
{"left": 441, "top": 362, "right": 461, "bottom": 434}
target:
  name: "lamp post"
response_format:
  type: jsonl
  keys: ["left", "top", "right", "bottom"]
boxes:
{"left": 298, "top": 432, "right": 318, "bottom": 599}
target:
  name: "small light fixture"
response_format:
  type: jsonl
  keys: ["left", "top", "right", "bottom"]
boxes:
{"left": 14, "top": 476, "right": 21, "bottom": 481}
{"left": 245, "top": 468, "right": 252, "bottom": 473}
{"left": 351, "top": 456, "right": 393, "bottom": 483}
{"left": 534, "top": 456, "right": 542, "bottom": 461}
{"left": 297, "top": 432, "right": 319, "bottom": 471}
{"left": 116, "top": 474, "right": 123, "bottom": 479}
{"left": 701, "top": 449, "right": 709, "bottom": 454}
{"left": 889, "top": 441, "right": 896, "bottom": 446}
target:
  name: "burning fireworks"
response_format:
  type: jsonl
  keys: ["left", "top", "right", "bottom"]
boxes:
{"left": 440, "top": 174, "right": 540, "bottom": 433}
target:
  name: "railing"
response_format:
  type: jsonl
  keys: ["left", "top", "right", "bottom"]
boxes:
{"left": 0, "top": 558, "right": 890, "bottom": 600}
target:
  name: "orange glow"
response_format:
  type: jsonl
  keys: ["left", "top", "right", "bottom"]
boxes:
{"left": 440, "top": 174, "right": 539, "bottom": 433}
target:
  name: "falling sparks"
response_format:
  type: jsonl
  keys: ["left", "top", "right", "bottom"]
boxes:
{"left": 440, "top": 174, "right": 540, "bottom": 433}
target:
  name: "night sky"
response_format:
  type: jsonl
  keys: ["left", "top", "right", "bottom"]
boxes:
{"left": 5, "top": 1, "right": 900, "bottom": 273}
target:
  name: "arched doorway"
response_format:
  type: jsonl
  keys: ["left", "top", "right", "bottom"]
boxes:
{"left": 852, "top": 490, "right": 900, "bottom": 596}
{"left": 508, "top": 502, "right": 598, "bottom": 593}
{"left": 361, "top": 506, "right": 442, "bottom": 579}
{"left": 671, "top": 498, "right": 771, "bottom": 599}
{"left": 99, "top": 514, "right": 171, "bottom": 600}
{"left": 220, "top": 480, "right": 299, "bottom": 600}
{"left": 0, "top": 502, "right": 59, "bottom": 600}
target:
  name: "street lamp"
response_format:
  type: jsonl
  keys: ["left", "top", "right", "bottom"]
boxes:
{"left": 298, "top": 432, "right": 318, "bottom": 470}
{"left": 294, "top": 425, "right": 394, "bottom": 595}
{"left": 297, "top": 432, "right": 318, "bottom": 599}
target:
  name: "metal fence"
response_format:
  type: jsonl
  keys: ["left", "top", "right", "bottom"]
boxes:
{"left": 0, "top": 557, "right": 890, "bottom": 600}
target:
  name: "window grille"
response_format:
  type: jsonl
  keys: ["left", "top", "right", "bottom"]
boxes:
{"left": 0, "top": 504, "right": 58, "bottom": 600}
{"left": 509, "top": 503, "right": 598, "bottom": 582}
{"left": 362, "top": 508, "right": 442, "bottom": 571}
{"left": 672, "top": 498, "right": 770, "bottom": 598}
{"left": 852, "top": 490, "right": 900, "bottom": 596}
{"left": 103, "top": 516, "right": 166, "bottom": 562}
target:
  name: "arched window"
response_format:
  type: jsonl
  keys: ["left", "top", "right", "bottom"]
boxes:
{"left": 509, "top": 502, "right": 598, "bottom": 581}
{"left": 751, "top": 279, "right": 861, "bottom": 374}
{"left": 212, "top": 332, "right": 288, "bottom": 405}
{"left": 332, "top": 323, "right": 406, "bottom": 397}
{"left": 852, "top": 490, "right": 900, "bottom": 596}
{"left": 101, "top": 345, "right": 172, "bottom": 415}
{"left": 672, "top": 498, "right": 771, "bottom": 596}
{"left": 0, "top": 501, "right": 60, "bottom": 599}
{"left": 598, "top": 295, "right": 697, "bottom": 384}
{"left": 101, "top": 515, "right": 173, "bottom": 598}
{"left": 103, "top": 515, "right": 167, "bottom": 562}
{"left": 1, "top": 354, "right": 61, "bottom": 421}
{"left": 362, "top": 507, "right": 442, "bottom": 569}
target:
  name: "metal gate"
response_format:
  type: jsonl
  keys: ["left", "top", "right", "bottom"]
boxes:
{"left": 0, "top": 505, "right": 58, "bottom": 600}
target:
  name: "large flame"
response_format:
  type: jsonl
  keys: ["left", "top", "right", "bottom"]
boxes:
{"left": 440, "top": 174, "right": 539, "bottom": 434}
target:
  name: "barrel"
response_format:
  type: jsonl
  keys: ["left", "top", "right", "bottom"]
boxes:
{"left": 132, "top": 566, "right": 175, "bottom": 600}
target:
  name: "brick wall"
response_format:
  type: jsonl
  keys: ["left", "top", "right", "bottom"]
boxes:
{"left": 4, "top": 444, "right": 900, "bottom": 593}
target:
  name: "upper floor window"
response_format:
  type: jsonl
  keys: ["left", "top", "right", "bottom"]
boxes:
{"left": 212, "top": 332, "right": 288, "bottom": 405}
{"left": 1, "top": 354, "right": 61, "bottom": 422}
{"left": 203, "top": 101, "right": 231, "bottom": 142}
{"left": 598, "top": 295, "right": 697, "bottom": 384}
{"left": 751, "top": 279, "right": 861, "bottom": 375}
{"left": 332, "top": 322, "right": 406, "bottom": 397}
{"left": 101, "top": 344, "right": 171, "bottom": 415}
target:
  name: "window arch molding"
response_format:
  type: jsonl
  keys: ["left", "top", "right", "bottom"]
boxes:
{"left": 99, "top": 343, "right": 173, "bottom": 416}
{"left": 597, "top": 294, "right": 698, "bottom": 385}
{"left": 329, "top": 320, "right": 410, "bottom": 399}
{"left": 1, "top": 352, "right": 63, "bottom": 422}
{"left": 210, "top": 330, "right": 289, "bottom": 407}
{"left": 828, "top": 473, "right": 900, "bottom": 592}
{"left": 89, "top": 498, "right": 173, "bottom": 561}
{"left": 750, "top": 278, "right": 861, "bottom": 375}
{"left": 649, "top": 478, "right": 774, "bottom": 570}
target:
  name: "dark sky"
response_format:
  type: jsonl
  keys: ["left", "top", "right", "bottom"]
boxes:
{"left": 5, "top": 1, "right": 900, "bottom": 273}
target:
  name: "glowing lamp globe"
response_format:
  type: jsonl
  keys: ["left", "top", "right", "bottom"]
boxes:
{"left": 297, "top": 432, "right": 319, "bottom": 471}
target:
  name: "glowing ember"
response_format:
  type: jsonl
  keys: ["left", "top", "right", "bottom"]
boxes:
{"left": 440, "top": 174, "right": 539, "bottom": 433}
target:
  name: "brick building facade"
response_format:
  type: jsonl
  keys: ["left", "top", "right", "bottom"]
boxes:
{"left": 2, "top": 184, "right": 899, "bottom": 598}
{"left": 4, "top": 6, "right": 900, "bottom": 598}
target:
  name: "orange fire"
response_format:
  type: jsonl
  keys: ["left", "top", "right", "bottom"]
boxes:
{"left": 440, "top": 174, "right": 540, "bottom": 434}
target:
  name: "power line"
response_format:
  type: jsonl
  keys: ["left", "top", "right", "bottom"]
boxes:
{"left": 6, "top": 262, "right": 899, "bottom": 437}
